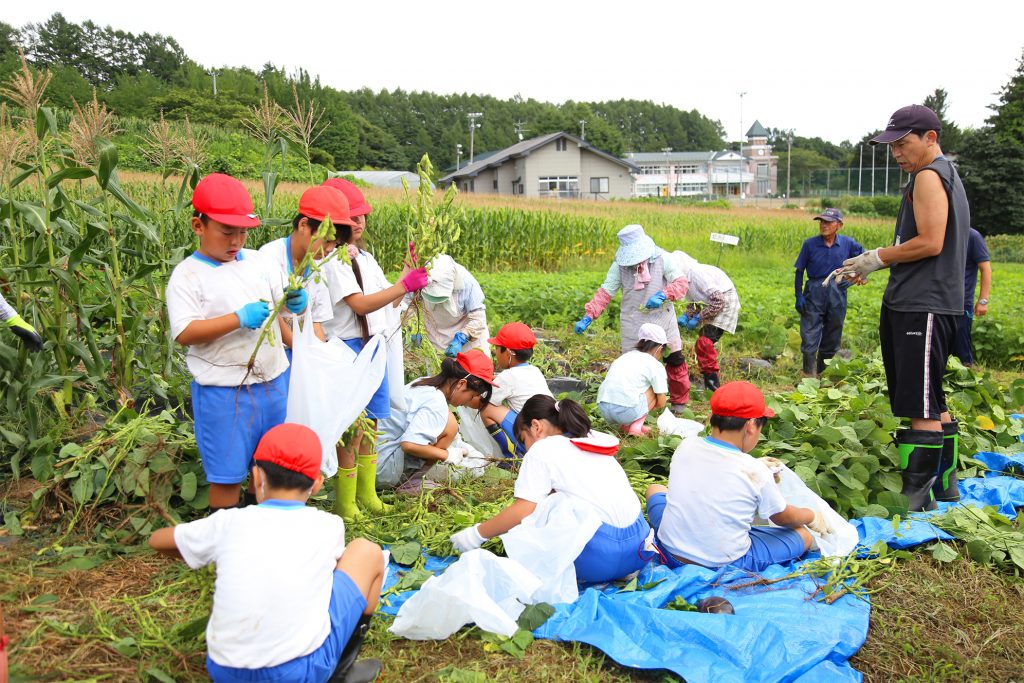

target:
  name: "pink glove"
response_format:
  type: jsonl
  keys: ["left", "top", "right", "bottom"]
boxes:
{"left": 401, "top": 267, "right": 429, "bottom": 293}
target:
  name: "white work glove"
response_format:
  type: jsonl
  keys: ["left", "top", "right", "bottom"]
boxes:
{"left": 445, "top": 446, "right": 468, "bottom": 466}
{"left": 450, "top": 524, "right": 486, "bottom": 553}
{"left": 807, "top": 507, "right": 834, "bottom": 537}
{"left": 760, "top": 456, "right": 784, "bottom": 483}
{"left": 823, "top": 249, "right": 885, "bottom": 286}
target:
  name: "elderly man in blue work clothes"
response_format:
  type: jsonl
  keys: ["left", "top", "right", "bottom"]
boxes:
{"left": 794, "top": 208, "right": 864, "bottom": 377}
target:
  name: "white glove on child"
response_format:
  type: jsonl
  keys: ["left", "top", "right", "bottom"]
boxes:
{"left": 807, "top": 507, "right": 834, "bottom": 537}
{"left": 445, "top": 446, "right": 468, "bottom": 466}
{"left": 450, "top": 524, "right": 486, "bottom": 553}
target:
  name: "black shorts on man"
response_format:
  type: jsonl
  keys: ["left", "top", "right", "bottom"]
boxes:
{"left": 879, "top": 305, "right": 957, "bottom": 419}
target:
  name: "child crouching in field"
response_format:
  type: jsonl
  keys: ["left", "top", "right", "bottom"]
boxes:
{"left": 450, "top": 395, "right": 653, "bottom": 584}
{"left": 645, "top": 382, "right": 831, "bottom": 571}
{"left": 166, "top": 173, "right": 309, "bottom": 511}
{"left": 148, "top": 424, "right": 386, "bottom": 683}
{"left": 596, "top": 323, "right": 669, "bottom": 436}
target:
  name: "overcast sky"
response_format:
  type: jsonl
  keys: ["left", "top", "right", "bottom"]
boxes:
{"left": 5, "top": 1, "right": 1022, "bottom": 145}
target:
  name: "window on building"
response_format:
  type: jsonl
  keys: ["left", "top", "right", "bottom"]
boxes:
{"left": 590, "top": 177, "right": 609, "bottom": 193}
{"left": 518, "top": 183, "right": 524, "bottom": 194}
{"left": 538, "top": 176, "right": 579, "bottom": 198}
{"left": 555, "top": 138, "right": 568, "bottom": 151}
{"left": 677, "top": 164, "right": 699, "bottom": 174}
{"left": 493, "top": 178, "right": 498, "bottom": 189}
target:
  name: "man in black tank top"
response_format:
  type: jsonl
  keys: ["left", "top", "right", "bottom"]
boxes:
{"left": 826, "top": 105, "right": 970, "bottom": 512}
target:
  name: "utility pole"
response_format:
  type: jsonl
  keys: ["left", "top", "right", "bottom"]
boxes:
{"left": 738, "top": 91, "right": 747, "bottom": 153}
{"left": 662, "top": 147, "right": 673, "bottom": 197}
{"left": 871, "top": 144, "right": 876, "bottom": 196}
{"left": 455, "top": 143, "right": 462, "bottom": 171}
{"left": 513, "top": 120, "right": 528, "bottom": 141}
{"left": 579, "top": 119, "right": 587, "bottom": 141}
{"left": 786, "top": 132, "right": 793, "bottom": 200}
{"left": 858, "top": 145, "right": 864, "bottom": 196}
{"left": 207, "top": 70, "right": 221, "bottom": 97}
{"left": 884, "top": 149, "right": 890, "bottom": 195}
{"left": 467, "top": 112, "right": 483, "bottom": 163}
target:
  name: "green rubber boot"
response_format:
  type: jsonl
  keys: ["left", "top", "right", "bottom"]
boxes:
{"left": 933, "top": 420, "right": 960, "bottom": 502}
{"left": 896, "top": 429, "right": 943, "bottom": 512}
{"left": 356, "top": 454, "right": 390, "bottom": 514}
{"left": 334, "top": 466, "right": 362, "bottom": 521}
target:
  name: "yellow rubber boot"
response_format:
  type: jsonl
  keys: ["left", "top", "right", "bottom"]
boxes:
{"left": 356, "top": 454, "right": 391, "bottom": 514}
{"left": 334, "top": 466, "right": 361, "bottom": 521}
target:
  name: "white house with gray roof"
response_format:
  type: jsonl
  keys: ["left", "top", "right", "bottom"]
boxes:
{"left": 438, "top": 131, "right": 638, "bottom": 199}
{"left": 625, "top": 121, "right": 778, "bottom": 198}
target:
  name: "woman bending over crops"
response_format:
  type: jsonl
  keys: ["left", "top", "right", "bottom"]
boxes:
{"left": 319, "top": 178, "right": 429, "bottom": 518}
{"left": 375, "top": 351, "right": 496, "bottom": 492}
{"left": 449, "top": 395, "right": 653, "bottom": 584}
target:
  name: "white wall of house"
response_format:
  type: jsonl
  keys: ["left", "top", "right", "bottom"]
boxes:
{"left": 580, "top": 152, "right": 633, "bottom": 198}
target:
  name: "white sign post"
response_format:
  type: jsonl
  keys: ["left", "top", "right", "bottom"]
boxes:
{"left": 710, "top": 232, "right": 740, "bottom": 265}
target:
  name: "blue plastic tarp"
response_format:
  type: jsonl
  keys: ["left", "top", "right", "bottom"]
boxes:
{"left": 378, "top": 456, "right": 1024, "bottom": 681}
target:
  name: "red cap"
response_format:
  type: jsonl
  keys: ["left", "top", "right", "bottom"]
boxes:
{"left": 487, "top": 322, "right": 537, "bottom": 350}
{"left": 710, "top": 381, "right": 776, "bottom": 419}
{"left": 456, "top": 349, "right": 500, "bottom": 387}
{"left": 322, "top": 177, "right": 372, "bottom": 217}
{"left": 298, "top": 186, "right": 358, "bottom": 227}
{"left": 253, "top": 423, "right": 322, "bottom": 480}
{"left": 192, "top": 173, "right": 260, "bottom": 228}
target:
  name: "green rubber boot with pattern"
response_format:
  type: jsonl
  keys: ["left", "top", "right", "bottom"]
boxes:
{"left": 896, "top": 429, "right": 943, "bottom": 512}
{"left": 933, "top": 420, "right": 960, "bottom": 502}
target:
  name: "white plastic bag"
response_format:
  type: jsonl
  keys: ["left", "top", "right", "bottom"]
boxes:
{"left": 774, "top": 465, "right": 858, "bottom": 558}
{"left": 456, "top": 406, "right": 503, "bottom": 459}
{"left": 501, "top": 492, "right": 603, "bottom": 604}
{"left": 656, "top": 409, "right": 704, "bottom": 438}
{"left": 384, "top": 302, "right": 406, "bottom": 412}
{"left": 424, "top": 434, "right": 489, "bottom": 483}
{"left": 286, "top": 309, "right": 386, "bottom": 477}
{"left": 389, "top": 549, "right": 541, "bottom": 639}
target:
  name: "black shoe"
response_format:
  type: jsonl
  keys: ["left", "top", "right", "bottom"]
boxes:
{"left": 329, "top": 614, "right": 382, "bottom": 683}
{"left": 702, "top": 372, "right": 721, "bottom": 392}
{"left": 933, "top": 420, "right": 960, "bottom": 502}
{"left": 895, "top": 429, "right": 943, "bottom": 511}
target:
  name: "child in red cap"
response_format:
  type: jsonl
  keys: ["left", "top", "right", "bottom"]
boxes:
{"left": 317, "top": 180, "right": 429, "bottom": 518}
{"left": 476, "top": 322, "right": 553, "bottom": 458}
{"left": 450, "top": 395, "right": 654, "bottom": 584}
{"left": 149, "top": 423, "right": 386, "bottom": 683}
{"left": 166, "top": 173, "right": 310, "bottom": 511}
{"left": 375, "top": 350, "right": 496, "bottom": 492}
{"left": 644, "top": 381, "right": 831, "bottom": 572}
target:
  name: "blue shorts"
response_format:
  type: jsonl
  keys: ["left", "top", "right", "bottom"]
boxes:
{"left": 646, "top": 492, "right": 805, "bottom": 572}
{"left": 191, "top": 372, "right": 289, "bottom": 485}
{"left": 574, "top": 512, "right": 654, "bottom": 583}
{"left": 342, "top": 338, "right": 391, "bottom": 420}
{"left": 488, "top": 410, "right": 525, "bottom": 459}
{"left": 597, "top": 398, "right": 647, "bottom": 426}
{"left": 206, "top": 570, "right": 367, "bottom": 683}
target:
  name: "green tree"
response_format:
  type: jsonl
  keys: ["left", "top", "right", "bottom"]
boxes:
{"left": 957, "top": 128, "right": 1024, "bottom": 235}
{"left": 987, "top": 48, "right": 1024, "bottom": 145}
{"left": 922, "top": 88, "right": 963, "bottom": 153}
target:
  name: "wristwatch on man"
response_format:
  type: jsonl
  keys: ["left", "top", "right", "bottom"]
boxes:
{"left": 978, "top": 298, "right": 989, "bottom": 305}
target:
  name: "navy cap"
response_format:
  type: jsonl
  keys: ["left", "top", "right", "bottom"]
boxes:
{"left": 870, "top": 105, "right": 942, "bottom": 145}
{"left": 814, "top": 208, "right": 844, "bottom": 223}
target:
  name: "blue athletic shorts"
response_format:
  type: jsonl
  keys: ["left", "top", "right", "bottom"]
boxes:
{"left": 206, "top": 569, "right": 367, "bottom": 683}
{"left": 342, "top": 338, "right": 391, "bottom": 420}
{"left": 488, "top": 410, "right": 525, "bottom": 459}
{"left": 574, "top": 512, "right": 654, "bottom": 583}
{"left": 191, "top": 372, "right": 288, "bottom": 485}
{"left": 597, "top": 398, "right": 647, "bottom": 426}
{"left": 646, "top": 492, "right": 805, "bottom": 572}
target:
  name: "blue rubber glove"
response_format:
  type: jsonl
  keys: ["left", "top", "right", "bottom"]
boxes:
{"left": 445, "top": 331, "right": 469, "bottom": 357}
{"left": 645, "top": 290, "right": 667, "bottom": 309}
{"left": 285, "top": 288, "right": 308, "bottom": 314}
{"left": 236, "top": 301, "right": 271, "bottom": 329}
{"left": 795, "top": 293, "right": 806, "bottom": 314}
{"left": 574, "top": 315, "right": 593, "bottom": 334}
{"left": 678, "top": 313, "right": 691, "bottom": 328}
{"left": 410, "top": 333, "right": 423, "bottom": 348}
{"left": 687, "top": 316, "right": 700, "bottom": 330}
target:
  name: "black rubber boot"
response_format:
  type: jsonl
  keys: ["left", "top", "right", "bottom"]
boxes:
{"left": 896, "top": 429, "right": 943, "bottom": 512}
{"left": 802, "top": 352, "right": 817, "bottom": 376}
{"left": 329, "top": 614, "right": 381, "bottom": 683}
{"left": 702, "top": 372, "right": 721, "bottom": 392}
{"left": 815, "top": 352, "right": 834, "bottom": 376}
{"left": 933, "top": 420, "right": 960, "bottom": 502}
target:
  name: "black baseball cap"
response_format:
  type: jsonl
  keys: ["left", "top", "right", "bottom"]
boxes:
{"left": 870, "top": 105, "right": 942, "bottom": 145}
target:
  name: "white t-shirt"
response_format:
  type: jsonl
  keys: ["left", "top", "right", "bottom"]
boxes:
{"left": 165, "top": 250, "right": 288, "bottom": 386}
{"left": 490, "top": 364, "right": 553, "bottom": 412}
{"left": 656, "top": 436, "right": 788, "bottom": 566}
{"left": 320, "top": 251, "right": 392, "bottom": 340}
{"left": 596, "top": 350, "right": 668, "bottom": 407}
{"left": 257, "top": 237, "right": 334, "bottom": 325}
{"left": 376, "top": 383, "right": 451, "bottom": 472}
{"left": 514, "top": 433, "right": 641, "bottom": 527}
{"left": 173, "top": 502, "right": 347, "bottom": 669}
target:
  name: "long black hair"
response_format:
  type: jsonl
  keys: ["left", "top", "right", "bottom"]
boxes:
{"left": 413, "top": 357, "right": 492, "bottom": 406}
{"left": 513, "top": 395, "right": 590, "bottom": 441}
